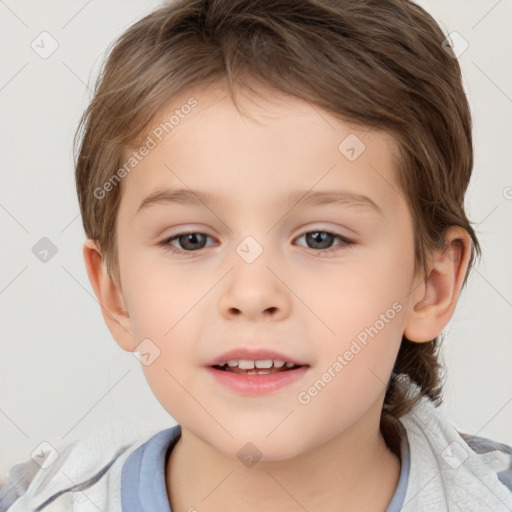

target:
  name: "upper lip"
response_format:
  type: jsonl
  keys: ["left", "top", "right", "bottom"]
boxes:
{"left": 204, "top": 348, "right": 309, "bottom": 367}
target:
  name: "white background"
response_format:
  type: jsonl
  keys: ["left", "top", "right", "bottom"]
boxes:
{"left": 0, "top": 0, "right": 511, "bottom": 473}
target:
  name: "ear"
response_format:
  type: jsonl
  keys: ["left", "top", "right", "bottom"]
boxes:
{"left": 404, "top": 226, "right": 473, "bottom": 343}
{"left": 82, "top": 238, "right": 136, "bottom": 352}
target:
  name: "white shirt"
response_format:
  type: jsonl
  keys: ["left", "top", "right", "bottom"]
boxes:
{"left": 2, "top": 378, "right": 511, "bottom": 511}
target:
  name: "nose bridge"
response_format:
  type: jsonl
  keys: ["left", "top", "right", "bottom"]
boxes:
{"left": 218, "top": 231, "right": 290, "bottom": 319}
{"left": 226, "top": 208, "right": 278, "bottom": 268}
{"left": 235, "top": 234, "right": 267, "bottom": 266}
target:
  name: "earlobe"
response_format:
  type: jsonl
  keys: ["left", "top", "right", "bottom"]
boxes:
{"left": 404, "top": 227, "right": 472, "bottom": 343}
{"left": 82, "top": 239, "right": 136, "bottom": 352}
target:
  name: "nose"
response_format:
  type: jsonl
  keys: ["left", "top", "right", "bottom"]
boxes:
{"left": 217, "top": 257, "right": 292, "bottom": 321}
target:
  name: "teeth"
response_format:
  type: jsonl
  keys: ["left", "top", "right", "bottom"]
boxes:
{"left": 255, "top": 360, "right": 273, "bottom": 369}
{"left": 221, "top": 359, "right": 295, "bottom": 369}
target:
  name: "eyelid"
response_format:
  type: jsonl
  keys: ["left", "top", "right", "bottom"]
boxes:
{"left": 159, "top": 225, "right": 357, "bottom": 256}
{"left": 158, "top": 224, "right": 354, "bottom": 243}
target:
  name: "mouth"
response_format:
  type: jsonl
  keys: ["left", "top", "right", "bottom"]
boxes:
{"left": 211, "top": 360, "right": 306, "bottom": 375}
{"left": 206, "top": 360, "right": 309, "bottom": 394}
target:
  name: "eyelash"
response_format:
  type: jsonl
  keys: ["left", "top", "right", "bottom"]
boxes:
{"left": 158, "top": 229, "right": 356, "bottom": 256}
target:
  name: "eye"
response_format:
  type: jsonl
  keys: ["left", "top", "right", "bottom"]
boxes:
{"left": 294, "top": 230, "right": 355, "bottom": 254}
{"left": 159, "top": 232, "right": 215, "bottom": 254}
{"left": 158, "top": 229, "right": 356, "bottom": 256}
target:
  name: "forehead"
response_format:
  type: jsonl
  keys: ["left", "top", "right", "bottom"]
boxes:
{"left": 118, "top": 82, "right": 403, "bottom": 217}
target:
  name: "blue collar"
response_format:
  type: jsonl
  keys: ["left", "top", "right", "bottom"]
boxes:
{"left": 121, "top": 425, "right": 182, "bottom": 512}
{"left": 120, "top": 424, "right": 409, "bottom": 512}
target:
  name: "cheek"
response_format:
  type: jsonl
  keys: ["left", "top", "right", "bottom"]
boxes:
{"left": 120, "top": 246, "right": 192, "bottom": 335}
{"left": 126, "top": 270, "right": 199, "bottom": 420}
{"left": 119, "top": 258, "right": 195, "bottom": 381}
{"left": 312, "top": 249, "right": 412, "bottom": 339}
{"left": 302, "top": 243, "right": 412, "bottom": 401}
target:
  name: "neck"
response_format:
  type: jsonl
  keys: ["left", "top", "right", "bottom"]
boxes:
{"left": 166, "top": 409, "right": 402, "bottom": 512}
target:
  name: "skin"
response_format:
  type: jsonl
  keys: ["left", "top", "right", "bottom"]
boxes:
{"left": 83, "top": 81, "right": 472, "bottom": 511}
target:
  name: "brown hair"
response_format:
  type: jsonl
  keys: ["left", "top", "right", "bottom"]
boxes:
{"left": 74, "top": 0, "right": 481, "bottom": 443}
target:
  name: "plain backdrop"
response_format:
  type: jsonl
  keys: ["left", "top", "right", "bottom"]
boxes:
{"left": 0, "top": 0, "right": 511, "bottom": 474}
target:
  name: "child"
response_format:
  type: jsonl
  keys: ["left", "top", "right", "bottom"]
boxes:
{"left": 2, "top": 0, "right": 511, "bottom": 510}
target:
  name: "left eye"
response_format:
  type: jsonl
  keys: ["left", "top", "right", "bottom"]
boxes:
{"left": 295, "top": 230, "right": 355, "bottom": 252}
{"left": 159, "top": 230, "right": 355, "bottom": 255}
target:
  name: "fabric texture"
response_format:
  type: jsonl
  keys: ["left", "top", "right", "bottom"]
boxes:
{"left": 1, "top": 377, "right": 511, "bottom": 511}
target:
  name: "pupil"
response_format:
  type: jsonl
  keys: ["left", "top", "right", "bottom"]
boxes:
{"left": 307, "top": 231, "right": 332, "bottom": 249}
{"left": 181, "top": 233, "right": 205, "bottom": 250}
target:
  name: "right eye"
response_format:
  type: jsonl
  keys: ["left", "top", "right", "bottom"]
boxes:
{"left": 159, "top": 232, "right": 216, "bottom": 254}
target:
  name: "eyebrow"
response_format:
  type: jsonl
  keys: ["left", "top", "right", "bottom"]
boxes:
{"left": 136, "top": 187, "right": 384, "bottom": 217}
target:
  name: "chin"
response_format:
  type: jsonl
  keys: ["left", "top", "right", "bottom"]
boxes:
{"left": 211, "top": 432, "right": 311, "bottom": 464}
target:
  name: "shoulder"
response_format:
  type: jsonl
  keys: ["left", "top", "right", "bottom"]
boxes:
{"left": 394, "top": 380, "right": 512, "bottom": 511}
{"left": 0, "top": 457, "right": 41, "bottom": 511}
{"left": 0, "top": 423, "right": 150, "bottom": 512}
{"left": 457, "top": 431, "right": 512, "bottom": 493}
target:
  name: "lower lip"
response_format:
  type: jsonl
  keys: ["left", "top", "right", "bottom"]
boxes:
{"left": 205, "top": 366, "right": 309, "bottom": 395}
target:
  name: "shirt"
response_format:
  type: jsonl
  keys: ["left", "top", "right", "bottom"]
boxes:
{"left": 120, "top": 424, "right": 410, "bottom": 511}
{"left": 2, "top": 379, "right": 512, "bottom": 511}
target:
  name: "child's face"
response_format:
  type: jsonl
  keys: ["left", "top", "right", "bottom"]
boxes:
{"left": 113, "top": 82, "right": 423, "bottom": 459}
